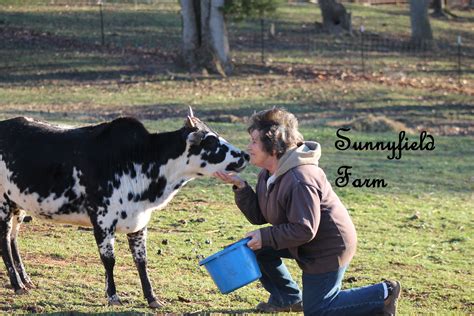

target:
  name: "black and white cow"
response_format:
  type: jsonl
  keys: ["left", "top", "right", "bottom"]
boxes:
{"left": 0, "top": 109, "right": 249, "bottom": 308}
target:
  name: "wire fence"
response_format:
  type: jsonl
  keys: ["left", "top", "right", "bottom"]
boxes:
{"left": 1, "top": 1, "right": 472, "bottom": 81}
{"left": 230, "top": 19, "right": 472, "bottom": 79}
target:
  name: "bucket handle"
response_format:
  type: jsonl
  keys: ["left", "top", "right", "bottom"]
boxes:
{"left": 223, "top": 237, "right": 251, "bottom": 249}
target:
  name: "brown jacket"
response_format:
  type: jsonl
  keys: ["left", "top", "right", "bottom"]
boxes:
{"left": 234, "top": 141, "right": 357, "bottom": 274}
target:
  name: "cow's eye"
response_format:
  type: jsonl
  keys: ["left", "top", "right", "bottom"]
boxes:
{"left": 202, "top": 136, "right": 219, "bottom": 150}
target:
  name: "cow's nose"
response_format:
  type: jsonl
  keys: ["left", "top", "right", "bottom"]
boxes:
{"left": 243, "top": 152, "right": 250, "bottom": 162}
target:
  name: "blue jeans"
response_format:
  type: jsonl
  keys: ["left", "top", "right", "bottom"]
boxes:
{"left": 255, "top": 247, "right": 385, "bottom": 315}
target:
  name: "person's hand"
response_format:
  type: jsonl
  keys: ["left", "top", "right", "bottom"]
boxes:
{"left": 245, "top": 230, "right": 262, "bottom": 251}
{"left": 213, "top": 171, "right": 246, "bottom": 189}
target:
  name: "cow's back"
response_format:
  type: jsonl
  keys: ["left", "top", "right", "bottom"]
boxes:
{"left": 0, "top": 116, "right": 148, "bottom": 151}
{"left": 0, "top": 117, "right": 150, "bottom": 202}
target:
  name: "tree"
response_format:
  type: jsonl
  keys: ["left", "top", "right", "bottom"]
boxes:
{"left": 318, "top": 0, "right": 352, "bottom": 34}
{"left": 180, "top": 0, "right": 280, "bottom": 76}
{"left": 181, "top": 0, "right": 232, "bottom": 76}
{"left": 432, "top": 0, "right": 446, "bottom": 17}
{"left": 409, "top": 0, "right": 433, "bottom": 47}
{"left": 223, "top": 0, "right": 280, "bottom": 21}
{"left": 432, "top": 0, "right": 459, "bottom": 19}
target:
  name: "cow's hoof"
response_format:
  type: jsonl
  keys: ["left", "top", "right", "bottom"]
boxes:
{"left": 149, "top": 299, "right": 164, "bottom": 309}
{"left": 108, "top": 294, "right": 122, "bottom": 306}
{"left": 15, "top": 288, "right": 29, "bottom": 295}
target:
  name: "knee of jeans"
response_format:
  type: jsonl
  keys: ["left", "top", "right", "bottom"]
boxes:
{"left": 303, "top": 292, "right": 334, "bottom": 314}
{"left": 303, "top": 301, "right": 324, "bottom": 315}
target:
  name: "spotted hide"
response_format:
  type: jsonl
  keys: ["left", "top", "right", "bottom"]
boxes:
{"left": 0, "top": 111, "right": 249, "bottom": 308}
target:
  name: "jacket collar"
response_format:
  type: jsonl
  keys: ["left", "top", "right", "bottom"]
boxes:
{"left": 266, "top": 141, "right": 321, "bottom": 189}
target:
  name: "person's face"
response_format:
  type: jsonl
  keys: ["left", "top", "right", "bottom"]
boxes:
{"left": 247, "top": 130, "right": 272, "bottom": 168}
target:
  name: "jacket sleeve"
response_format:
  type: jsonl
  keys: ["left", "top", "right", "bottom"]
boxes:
{"left": 260, "top": 183, "right": 321, "bottom": 250}
{"left": 233, "top": 183, "right": 268, "bottom": 225}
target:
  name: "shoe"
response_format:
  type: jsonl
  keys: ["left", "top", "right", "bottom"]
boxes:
{"left": 256, "top": 300, "right": 303, "bottom": 313}
{"left": 383, "top": 280, "right": 401, "bottom": 315}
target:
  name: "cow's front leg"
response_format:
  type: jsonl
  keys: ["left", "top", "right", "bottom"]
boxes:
{"left": 92, "top": 225, "right": 120, "bottom": 305}
{"left": 127, "top": 227, "right": 164, "bottom": 309}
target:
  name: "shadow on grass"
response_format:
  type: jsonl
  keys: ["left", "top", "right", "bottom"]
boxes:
{"left": 1, "top": 13, "right": 472, "bottom": 87}
{"left": 185, "top": 309, "right": 259, "bottom": 315}
{"left": 0, "top": 9, "right": 181, "bottom": 45}
{"left": 34, "top": 310, "right": 259, "bottom": 315}
{"left": 0, "top": 68, "right": 162, "bottom": 85}
{"left": 2, "top": 100, "right": 472, "bottom": 128}
{"left": 36, "top": 313, "right": 152, "bottom": 316}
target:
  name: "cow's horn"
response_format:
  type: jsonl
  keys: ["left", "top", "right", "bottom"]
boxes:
{"left": 186, "top": 116, "right": 195, "bottom": 128}
{"left": 188, "top": 106, "right": 194, "bottom": 118}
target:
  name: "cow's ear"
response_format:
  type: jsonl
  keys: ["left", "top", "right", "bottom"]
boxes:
{"left": 185, "top": 116, "right": 195, "bottom": 128}
{"left": 188, "top": 131, "right": 204, "bottom": 145}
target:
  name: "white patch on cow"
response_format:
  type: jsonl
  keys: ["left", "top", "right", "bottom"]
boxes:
{"left": 0, "top": 156, "right": 4, "bottom": 191}
{"left": 104, "top": 154, "right": 193, "bottom": 234}
{"left": 99, "top": 163, "right": 153, "bottom": 234}
{"left": 129, "top": 229, "right": 147, "bottom": 261}
{"left": 72, "top": 168, "right": 86, "bottom": 198}
{"left": 0, "top": 158, "right": 90, "bottom": 226}
{"left": 11, "top": 210, "right": 25, "bottom": 240}
{"left": 99, "top": 234, "right": 115, "bottom": 257}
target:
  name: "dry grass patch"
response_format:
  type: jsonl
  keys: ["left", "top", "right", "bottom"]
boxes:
{"left": 328, "top": 114, "right": 415, "bottom": 133}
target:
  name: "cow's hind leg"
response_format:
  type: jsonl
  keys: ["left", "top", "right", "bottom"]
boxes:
{"left": 0, "top": 203, "right": 27, "bottom": 294}
{"left": 127, "top": 227, "right": 163, "bottom": 309}
{"left": 10, "top": 210, "right": 34, "bottom": 288}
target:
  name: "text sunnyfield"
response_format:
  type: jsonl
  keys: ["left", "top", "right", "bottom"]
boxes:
{"left": 335, "top": 128, "right": 436, "bottom": 160}
{"left": 334, "top": 128, "right": 436, "bottom": 188}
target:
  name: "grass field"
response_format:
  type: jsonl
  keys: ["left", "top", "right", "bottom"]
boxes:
{"left": 0, "top": 1, "right": 473, "bottom": 315}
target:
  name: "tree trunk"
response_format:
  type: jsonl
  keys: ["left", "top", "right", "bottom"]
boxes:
{"left": 432, "top": 0, "right": 448, "bottom": 18}
{"left": 208, "top": 0, "right": 231, "bottom": 75}
{"left": 409, "top": 0, "right": 433, "bottom": 47}
{"left": 180, "top": 0, "right": 232, "bottom": 76}
{"left": 181, "top": 0, "right": 199, "bottom": 69}
{"left": 319, "top": 0, "right": 352, "bottom": 34}
{"left": 433, "top": 0, "right": 445, "bottom": 12}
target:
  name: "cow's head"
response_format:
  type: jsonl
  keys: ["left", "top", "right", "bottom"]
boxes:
{"left": 183, "top": 107, "right": 249, "bottom": 176}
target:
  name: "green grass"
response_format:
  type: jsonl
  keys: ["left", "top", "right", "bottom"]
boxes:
{"left": 0, "top": 122, "right": 472, "bottom": 314}
{"left": 0, "top": 1, "right": 473, "bottom": 314}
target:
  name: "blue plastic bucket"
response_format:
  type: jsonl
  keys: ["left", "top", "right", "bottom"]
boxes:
{"left": 199, "top": 238, "right": 262, "bottom": 294}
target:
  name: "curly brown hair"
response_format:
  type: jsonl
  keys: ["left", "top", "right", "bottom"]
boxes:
{"left": 247, "top": 108, "right": 304, "bottom": 159}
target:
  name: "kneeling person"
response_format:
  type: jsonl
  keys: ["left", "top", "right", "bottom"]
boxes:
{"left": 214, "top": 108, "right": 401, "bottom": 315}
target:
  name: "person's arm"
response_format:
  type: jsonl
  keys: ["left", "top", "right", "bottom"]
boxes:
{"left": 260, "top": 183, "right": 320, "bottom": 250}
{"left": 214, "top": 171, "right": 267, "bottom": 225}
{"left": 233, "top": 182, "right": 267, "bottom": 225}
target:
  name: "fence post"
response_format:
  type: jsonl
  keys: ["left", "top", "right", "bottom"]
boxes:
{"left": 457, "top": 35, "right": 462, "bottom": 86}
{"left": 98, "top": 0, "right": 105, "bottom": 46}
{"left": 260, "top": 18, "right": 265, "bottom": 64}
{"left": 360, "top": 25, "right": 365, "bottom": 76}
